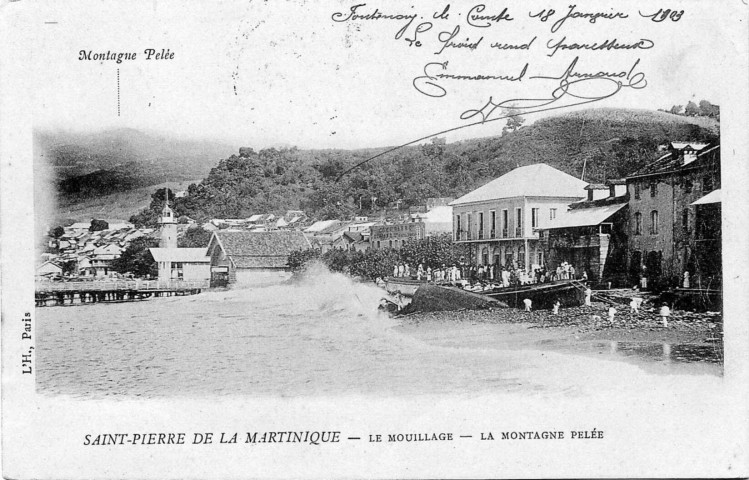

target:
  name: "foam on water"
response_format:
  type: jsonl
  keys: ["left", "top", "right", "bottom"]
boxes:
{"left": 35, "top": 264, "right": 720, "bottom": 399}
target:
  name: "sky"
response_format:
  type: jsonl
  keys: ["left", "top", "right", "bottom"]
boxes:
{"left": 25, "top": 0, "right": 738, "bottom": 150}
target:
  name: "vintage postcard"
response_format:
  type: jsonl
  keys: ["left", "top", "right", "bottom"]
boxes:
{"left": 1, "top": 0, "right": 748, "bottom": 477}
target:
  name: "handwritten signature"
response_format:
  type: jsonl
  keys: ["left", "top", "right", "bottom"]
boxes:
{"left": 460, "top": 56, "right": 646, "bottom": 123}
{"left": 336, "top": 57, "right": 646, "bottom": 179}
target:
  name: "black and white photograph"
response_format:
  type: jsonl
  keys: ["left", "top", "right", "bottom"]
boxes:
{"left": 1, "top": 0, "right": 748, "bottom": 477}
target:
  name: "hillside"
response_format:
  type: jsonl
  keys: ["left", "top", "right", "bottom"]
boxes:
{"left": 46, "top": 107, "right": 719, "bottom": 226}
{"left": 441, "top": 108, "right": 720, "bottom": 195}
{"left": 53, "top": 180, "right": 201, "bottom": 224}
{"left": 34, "top": 128, "right": 235, "bottom": 200}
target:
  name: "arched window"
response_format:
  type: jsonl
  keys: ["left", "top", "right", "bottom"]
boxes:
{"left": 634, "top": 212, "right": 642, "bottom": 235}
{"left": 650, "top": 210, "right": 659, "bottom": 235}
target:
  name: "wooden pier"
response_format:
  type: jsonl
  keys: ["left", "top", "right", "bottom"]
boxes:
{"left": 35, "top": 280, "right": 209, "bottom": 307}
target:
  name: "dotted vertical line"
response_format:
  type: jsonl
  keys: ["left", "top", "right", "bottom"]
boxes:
{"left": 117, "top": 69, "right": 120, "bottom": 116}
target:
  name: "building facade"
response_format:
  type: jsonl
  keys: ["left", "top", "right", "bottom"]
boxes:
{"left": 540, "top": 190, "right": 629, "bottom": 285}
{"left": 451, "top": 164, "right": 587, "bottom": 272}
{"left": 625, "top": 143, "right": 720, "bottom": 289}
{"left": 206, "top": 230, "right": 311, "bottom": 286}
{"left": 149, "top": 199, "right": 211, "bottom": 282}
{"left": 370, "top": 222, "right": 425, "bottom": 250}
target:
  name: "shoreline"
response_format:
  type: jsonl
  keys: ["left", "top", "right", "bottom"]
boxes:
{"left": 397, "top": 302, "right": 723, "bottom": 360}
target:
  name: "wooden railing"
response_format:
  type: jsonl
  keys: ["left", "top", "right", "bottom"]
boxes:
{"left": 35, "top": 279, "right": 209, "bottom": 293}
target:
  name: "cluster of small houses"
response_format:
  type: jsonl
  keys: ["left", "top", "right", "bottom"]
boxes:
{"left": 38, "top": 141, "right": 722, "bottom": 294}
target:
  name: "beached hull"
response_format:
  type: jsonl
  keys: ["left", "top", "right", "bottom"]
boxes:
{"left": 384, "top": 277, "right": 427, "bottom": 297}
{"left": 483, "top": 280, "right": 586, "bottom": 309}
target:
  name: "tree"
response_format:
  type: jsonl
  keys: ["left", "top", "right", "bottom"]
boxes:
{"left": 501, "top": 104, "right": 526, "bottom": 135}
{"left": 399, "top": 234, "right": 468, "bottom": 269}
{"left": 50, "top": 226, "right": 65, "bottom": 238}
{"left": 668, "top": 105, "right": 683, "bottom": 115}
{"left": 89, "top": 219, "right": 109, "bottom": 232}
{"left": 698, "top": 100, "right": 720, "bottom": 119}
{"left": 61, "top": 260, "right": 77, "bottom": 276}
{"left": 684, "top": 101, "right": 700, "bottom": 116}
{"left": 178, "top": 226, "right": 212, "bottom": 248}
{"left": 111, "top": 237, "right": 159, "bottom": 277}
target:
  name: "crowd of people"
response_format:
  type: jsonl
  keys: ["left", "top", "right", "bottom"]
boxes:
{"left": 386, "top": 259, "right": 676, "bottom": 327}
{"left": 390, "top": 260, "right": 587, "bottom": 292}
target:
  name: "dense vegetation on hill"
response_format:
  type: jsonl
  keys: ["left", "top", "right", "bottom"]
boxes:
{"left": 35, "top": 128, "right": 234, "bottom": 200}
{"left": 126, "top": 107, "right": 718, "bottom": 227}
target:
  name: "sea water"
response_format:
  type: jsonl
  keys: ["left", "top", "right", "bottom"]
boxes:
{"left": 36, "top": 268, "right": 721, "bottom": 399}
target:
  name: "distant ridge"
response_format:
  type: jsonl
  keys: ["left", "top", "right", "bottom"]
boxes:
{"left": 41, "top": 107, "right": 719, "bottom": 224}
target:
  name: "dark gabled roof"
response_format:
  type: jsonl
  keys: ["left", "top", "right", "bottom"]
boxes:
{"left": 342, "top": 231, "right": 364, "bottom": 243}
{"left": 214, "top": 230, "right": 311, "bottom": 257}
{"left": 232, "top": 256, "right": 291, "bottom": 269}
{"left": 628, "top": 144, "right": 719, "bottom": 179}
{"left": 211, "top": 230, "right": 311, "bottom": 269}
{"left": 584, "top": 183, "right": 609, "bottom": 190}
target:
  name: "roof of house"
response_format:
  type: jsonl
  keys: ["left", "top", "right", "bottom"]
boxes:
{"left": 670, "top": 142, "right": 709, "bottom": 151}
{"left": 450, "top": 164, "right": 588, "bottom": 206}
{"left": 37, "top": 260, "right": 63, "bottom": 270}
{"left": 691, "top": 189, "right": 721, "bottom": 205}
{"left": 342, "top": 231, "right": 364, "bottom": 243}
{"left": 211, "top": 230, "right": 311, "bottom": 269}
{"left": 542, "top": 203, "right": 627, "bottom": 230}
{"left": 68, "top": 222, "right": 91, "bottom": 230}
{"left": 629, "top": 144, "right": 719, "bottom": 178}
{"left": 149, "top": 248, "right": 210, "bottom": 263}
{"left": 304, "top": 220, "right": 341, "bottom": 233}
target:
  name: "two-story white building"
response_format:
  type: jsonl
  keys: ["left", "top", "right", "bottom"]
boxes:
{"left": 450, "top": 164, "right": 587, "bottom": 272}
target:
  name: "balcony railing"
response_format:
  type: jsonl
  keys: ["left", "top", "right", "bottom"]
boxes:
{"left": 502, "top": 229, "right": 508, "bottom": 238}
{"left": 490, "top": 229, "right": 496, "bottom": 239}
{"left": 478, "top": 230, "right": 484, "bottom": 240}
{"left": 515, "top": 227, "right": 523, "bottom": 237}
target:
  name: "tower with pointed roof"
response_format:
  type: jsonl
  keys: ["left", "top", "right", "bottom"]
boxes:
{"left": 159, "top": 190, "right": 178, "bottom": 248}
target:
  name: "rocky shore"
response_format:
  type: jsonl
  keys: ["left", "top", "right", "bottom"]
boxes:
{"left": 400, "top": 301, "right": 723, "bottom": 347}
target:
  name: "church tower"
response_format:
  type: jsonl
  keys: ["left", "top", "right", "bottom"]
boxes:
{"left": 159, "top": 190, "right": 178, "bottom": 248}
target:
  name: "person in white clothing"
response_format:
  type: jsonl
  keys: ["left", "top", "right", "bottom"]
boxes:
{"left": 629, "top": 297, "right": 642, "bottom": 314}
{"left": 660, "top": 303, "right": 671, "bottom": 327}
{"left": 584, "top": 287, "right": 592, "bottom": 307}
{"left": 523, "top": 298, "right": 532, "bottom": 312}
{"left": 552, "top": 300, "right": 561, "bottom": 315}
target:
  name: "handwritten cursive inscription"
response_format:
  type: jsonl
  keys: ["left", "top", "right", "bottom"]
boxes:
{"left": 331, "top": 3, "right": 418, "bottom": 40}
{"left": 461, "top": 57, "right": 646, "bottom": 123}
{"left": 546, "top": 36, "right": 654, "bottom": 57}
{"left": 413, "top": 61, "right": 528, "bottom": 98}
{"left": 466, "top": 5, "right": 514, "bottom": 28}
{"left": 547, "top": 5, "right": 629, "bottom": 33}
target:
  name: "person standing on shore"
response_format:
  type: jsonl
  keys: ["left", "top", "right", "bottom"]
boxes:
{"left": 629, "top": 297, "right": 642, "bottom": 314}
{"left": 426, "top": 266, "right": 432, "bottom": 283}
{"left": 608, "top": 306, "right": 617, "bottom": 323}
{"left": 552, "top": 300, "right": 560, "bottom": 315}
{"left": 660, "top": 303, "right": 671, "bottom": 327}
{"left": 523, "top": 298, "right": 532, "bottom": 312}
{"left": 417, "top": 263, "right": 424, "bottom": 280}
{"left": 393, "top": 264, "right": 398, "bottom": 278}
{"left": 569, "top": 265, "right": 576, "bottom": 280}
{"left": 584, "top": 287, "right": 592, "bottom": 307}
